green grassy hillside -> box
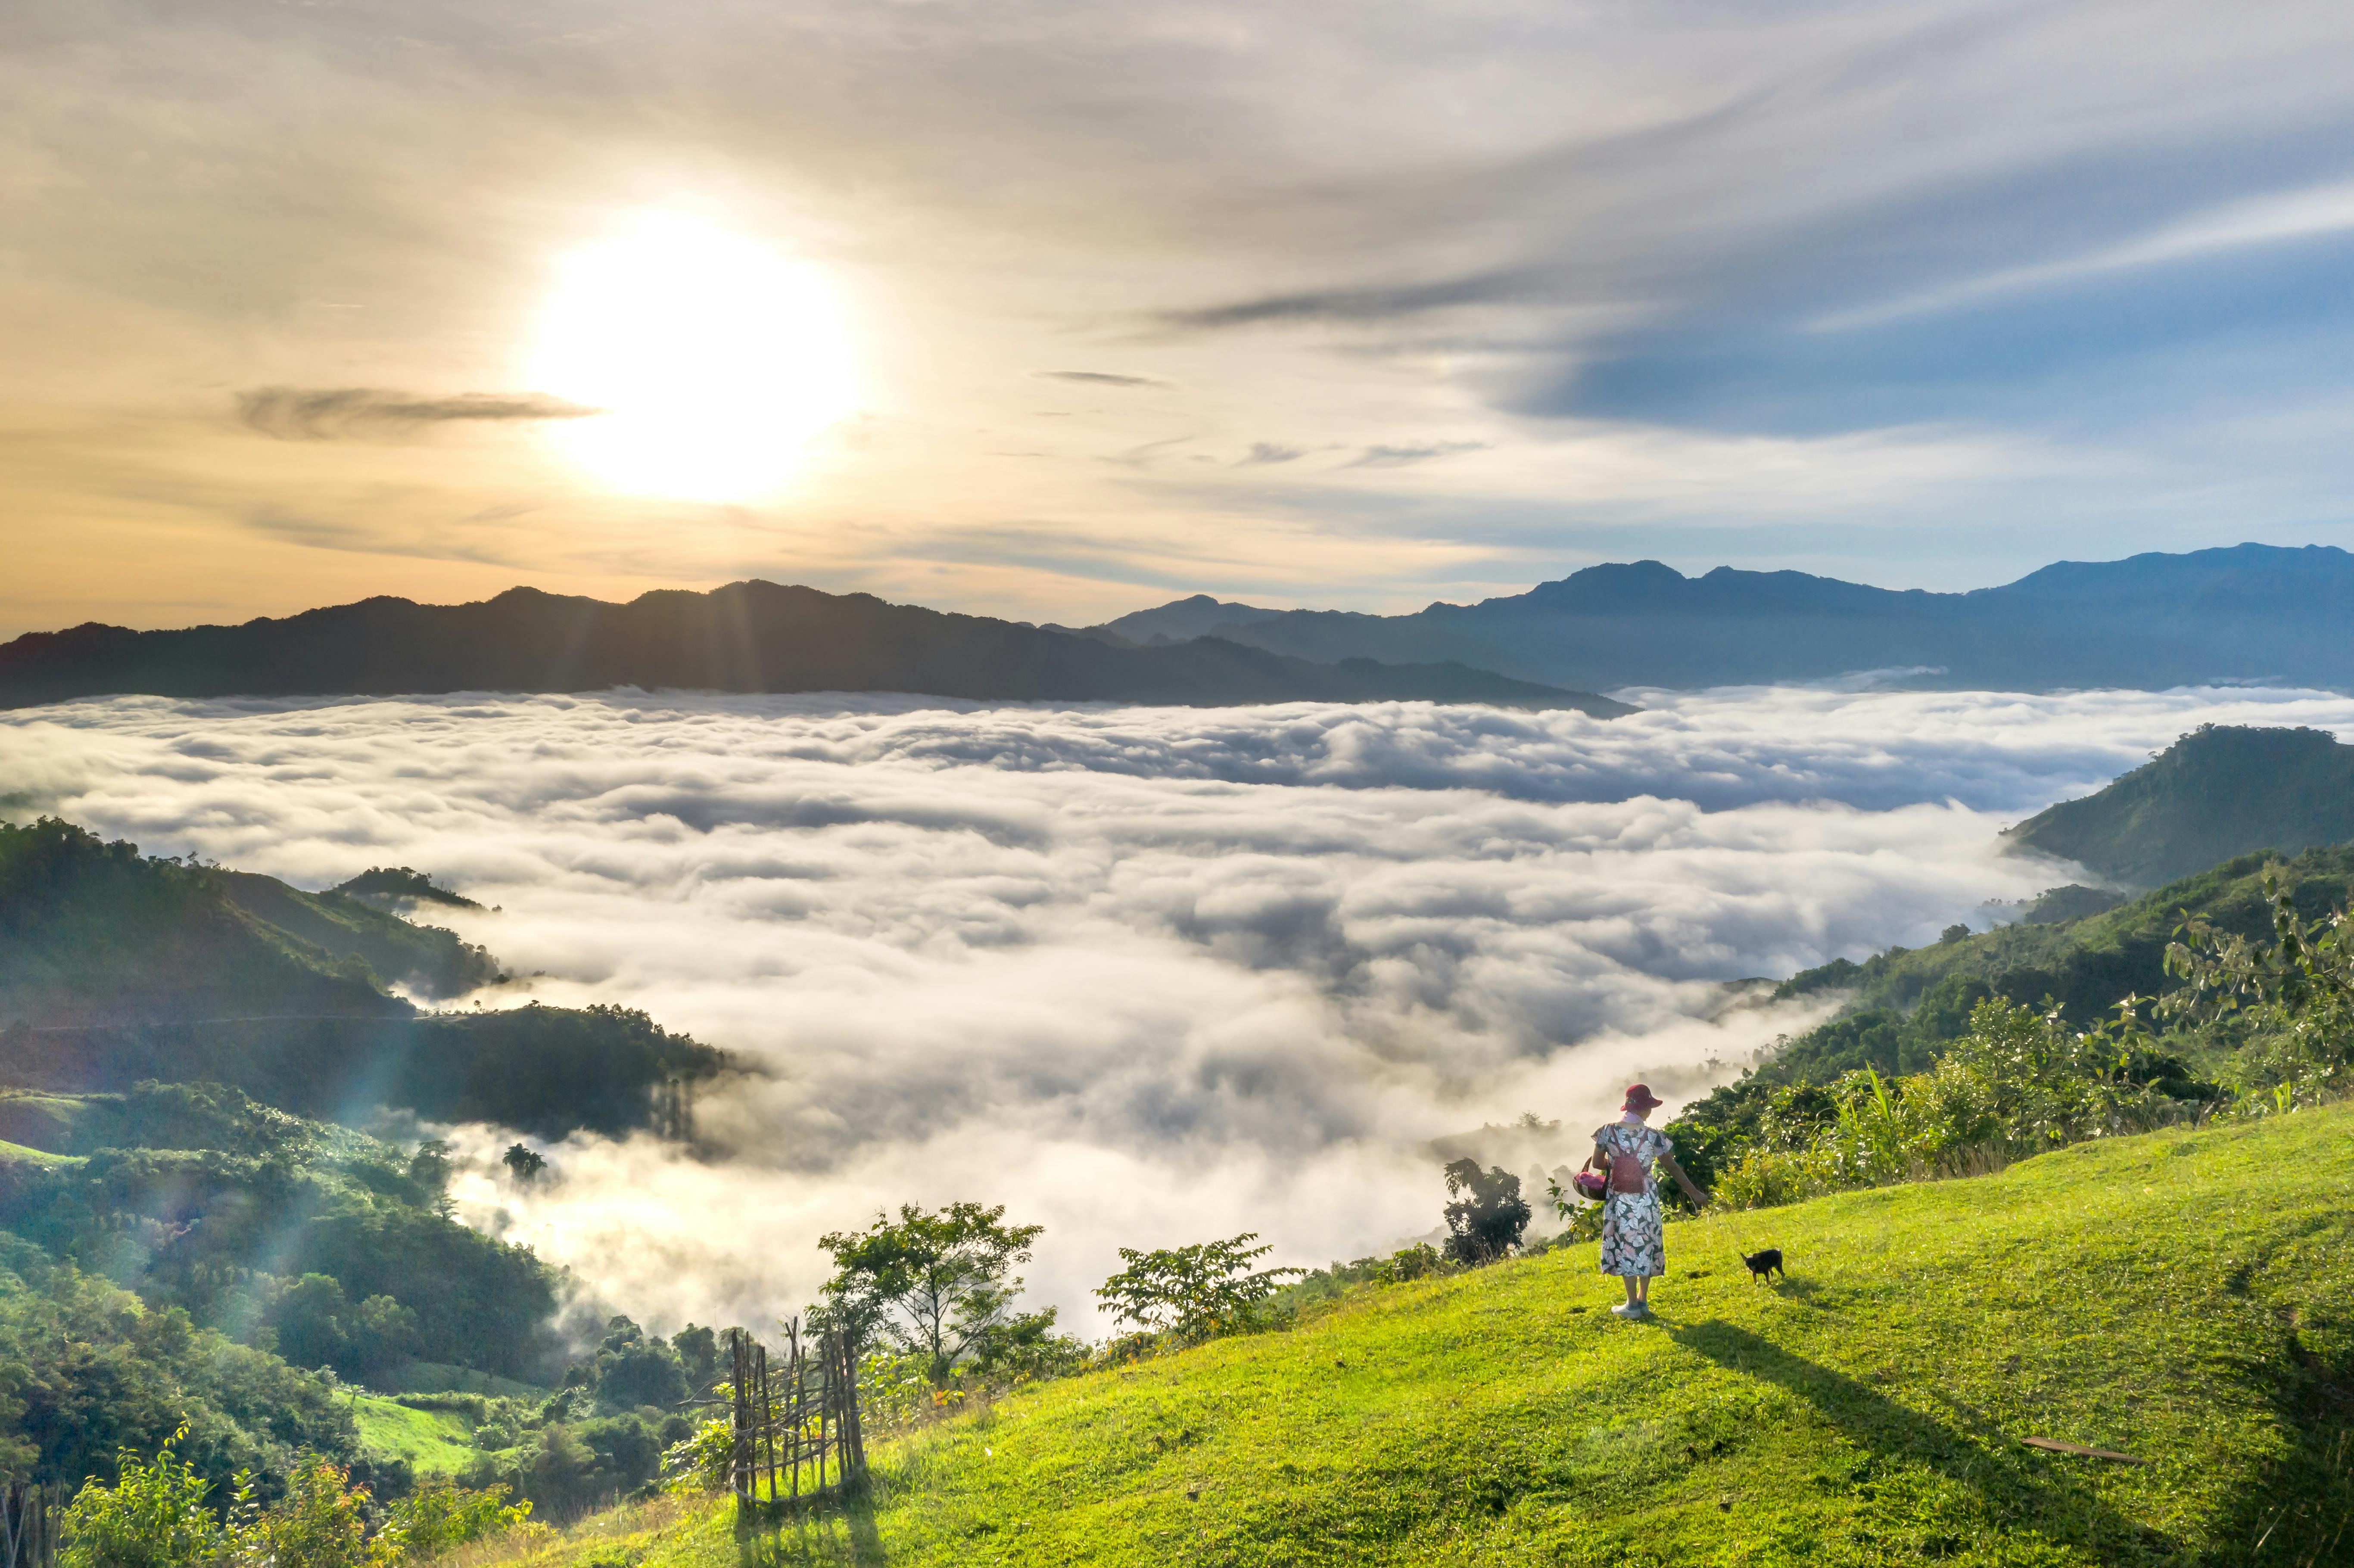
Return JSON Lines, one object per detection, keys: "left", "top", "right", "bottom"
{"left": 351, "top": 1395, "right": 480, "bottom": 1474}
{"left": 511, "top": 1104, "right": 2351, "bottom": 1567}
{"left": 2006, "top": 725, "right": 2354, "bottom": 890}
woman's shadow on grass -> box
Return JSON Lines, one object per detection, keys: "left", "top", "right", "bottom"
{"left": 1667, "top": 1319, "right": 2173, "bottom": 1560}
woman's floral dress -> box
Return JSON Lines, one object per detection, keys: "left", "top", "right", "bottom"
{"left": 1594, "top": 1123, "right": 1672, "bottom": 1279}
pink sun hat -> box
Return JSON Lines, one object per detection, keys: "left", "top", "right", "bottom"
{"left": 1622, "top": 1083, "right": 1664, "bottom": 1114}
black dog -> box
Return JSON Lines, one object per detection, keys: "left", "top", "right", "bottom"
{"left": 1742, "top": 1248, "right": 1786, "bottom": 1284}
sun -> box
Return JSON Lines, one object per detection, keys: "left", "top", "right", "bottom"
{"left": 530, "top": 215, "right": 855, "bottom": 502}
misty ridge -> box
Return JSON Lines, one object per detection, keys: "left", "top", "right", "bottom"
{"left": 0, "top": 579, "right": 1618, "bottom": 715}
{"left": 1100, "top": 541, "right": 2354, "bottom": 693}
{"left": 9, "top": 542, "right": 2354, "bottom": 719}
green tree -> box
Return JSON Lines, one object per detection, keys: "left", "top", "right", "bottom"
{"left": 590, "top": 1316, "right": 687, "bottom": 1410}
{"left": 269, "top": 1274, "right": 354, "bottom": 1373}
{"left": 1440, "top": 1159, "right": 1531, "bottom": 1264}
{"left": 670, "top": 1324, "right": 720, "bottom": 1398}
{"left": 406, "top": 1141, "right": 455, "bottom": 1219}
{"left": 58, "top": 1426, "right": 225, "bottom": 1568}
{"left": 1094, "top": 1233, "right": 1304, "bottom": 1343}
{"left": 817, "top": 1203, "right": 1044, "bottom": 1385}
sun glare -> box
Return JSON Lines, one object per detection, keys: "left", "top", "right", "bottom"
{"left": 531, "top": 215, "right": 855, "bottom": 502}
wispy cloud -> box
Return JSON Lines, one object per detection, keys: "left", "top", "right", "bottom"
{"left": 1347, "top": 441, "right": 1490, "bottom": 468}
{"left": 1032, "top": 370, "right": 1167, "bottom": 388}
{"left": 1156, "top": 271, "right": 1539, "bottom": 332}
{"left": 237, "top": 387, "right": 602, "bottom": 441}
{"left": 1815, "top": 179, "right": 2354, "bottom": 331}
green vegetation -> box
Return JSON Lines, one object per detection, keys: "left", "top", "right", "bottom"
{"left": 1438, "top": 1157, "right": 1532, "bottom": 1263}
{"left": 0, "top": 818, "right": 729, "bottom": 1138}
{"left": 818, "top": 1204, "right": 1065, "bottom": 1388}
{"left": 349, "top": 1398, "right": 480, "bottom": 1476}
{"left": 1669, "top": 843, "right": 2354, "bottom": 1186}
{"left": 0, "top": 1242, "right": 365, "bottom": 1502}
{"left": 427, "top": 1105, "right": 2354, "bottom": 1567}
{"left": 0, "top": 1082, "right": 562, "bottom": 1382}
{"left": 2005, "top": 724, "right": 2354, "bottom": 890}
{"left": 56, "top": 1437, "right": 529, "bottom": 1567}
{"left": 333, "top": 868, "right": 483, "bottom": 910}
{"left": 1094, "top": 1234, "right": 1302, "bottom": 1342}
{"left": 0, "top": 817, "right": 492, "bottom": 1016}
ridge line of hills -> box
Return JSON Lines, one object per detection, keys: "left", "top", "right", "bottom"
{"left": 9, "top": 541, "right": 2354, "bottom": 709}
{"left": 0, "top": 580, "right": 1626, "bottom": 715}
{"left": 1097, "top": 541, "right": 2354, "bottom": 691}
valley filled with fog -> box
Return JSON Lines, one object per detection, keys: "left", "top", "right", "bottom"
{"left": 11, "top": 682, "right": 2354, "bottom": 1334}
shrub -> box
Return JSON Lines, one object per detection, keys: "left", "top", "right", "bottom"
{"left": 659, "top": 1418, "right": 734, "bottom": 1495}
{"left": 227, "top": 1457, "right": 386, "bottom": 1567}
{"left": 382, "top": 1478, "right": 529, "bottom": 1559}
{"left": 58, "top": 1427, "right": 225, "bottom": 1568}
{"left": 1379, "top": 1243, "right": 1444, "bottom": 1283}
{"left": 1096, "top": 1233, "right": 1305, "bottom": 1344}
{"left": 1713, "top": 1146, "right": 1837, "bottom": 1211}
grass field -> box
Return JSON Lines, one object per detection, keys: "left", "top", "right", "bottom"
{"left": 0, "top": 1137, "right": 80, "bottom": 1169}
{"left": 352, "top": 1394, "right": 480, "bottom": 1475}
{"left": 446, "top": 1104, "right": 2354, "bottom": 1567}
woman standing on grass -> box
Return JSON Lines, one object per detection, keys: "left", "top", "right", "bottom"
{"left": 1589, "top": 1083, "right": 1710, "bottom": 1319}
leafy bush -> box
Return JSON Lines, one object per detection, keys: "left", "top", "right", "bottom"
{"left": 1379, "top": 1243, "right": 1444, "bottom": 1283}
{"left": 379, "top": 1477, "right": 528, "bottom": 1559}
{"left": 1709, "top": 998, "right": 2199, "bottom": 1209}
{"left": 1095, "top": 1233, "right": 1304, "bottom": 1344}
{"left": 2167, "top": 868, "right": 2354, "bottom": 1103}
{"left": 58, "top": 1427, "right": 224, "bottom": 1568}
{"left": 1710, "top": 1146, "right": 1837, "bottom": 1211}
{"left": 658, "top": 1418, "right": 734, "bottom": 1494}
{"left": 225, "top": 1457, "right": 386, "bottom": 1568}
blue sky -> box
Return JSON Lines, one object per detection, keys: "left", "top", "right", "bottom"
{"left": 3, "top": 0, "right": 2352, "bottom": 631}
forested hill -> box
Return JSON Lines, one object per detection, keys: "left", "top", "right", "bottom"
{"left": 0, "top": 818, "right": 727, "bottom": 1137}
{"left": 1658, "top": 845, "right": 2354, "bottom": 1183}
{"left": 2005, "top": 724, "right": 2354, "bottom": 889}
{"left": 0, "top": 580, "right": 1628, "bottom": 714}
{"left": 1096, "top": 542, "right": 2354, "bottom": 691}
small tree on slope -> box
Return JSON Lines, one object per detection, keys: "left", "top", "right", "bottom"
{"left": 1441, "top": 1159, "right": 1531, "bottom": 1264}
{"left": 817, "top": 1202, "right": 1046, "bottom": 1386}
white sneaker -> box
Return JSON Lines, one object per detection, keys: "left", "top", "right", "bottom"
{"left": 1610, "top": 1303, "right": 1635, "bottom": 1317}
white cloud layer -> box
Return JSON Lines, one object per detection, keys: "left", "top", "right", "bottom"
{"left": 10, "top": 682, "right": 2354, "bottom": 1333}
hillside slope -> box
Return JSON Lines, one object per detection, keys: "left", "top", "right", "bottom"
{"left": 0, "top": 818, "right": 726, "bottom": 1136}
{"left": 529, "top": 1106, "right": 2354, "bottom": 1566}
{"left": 0, "top": 580, "right": 1628, "bottom": 714}
{"left": 2005, "top": 725, "right": 2354, "bottom": 889}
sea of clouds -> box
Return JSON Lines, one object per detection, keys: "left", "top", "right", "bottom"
{"left": 9, "top": 683, "right": 2354, "bottom": 1335}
